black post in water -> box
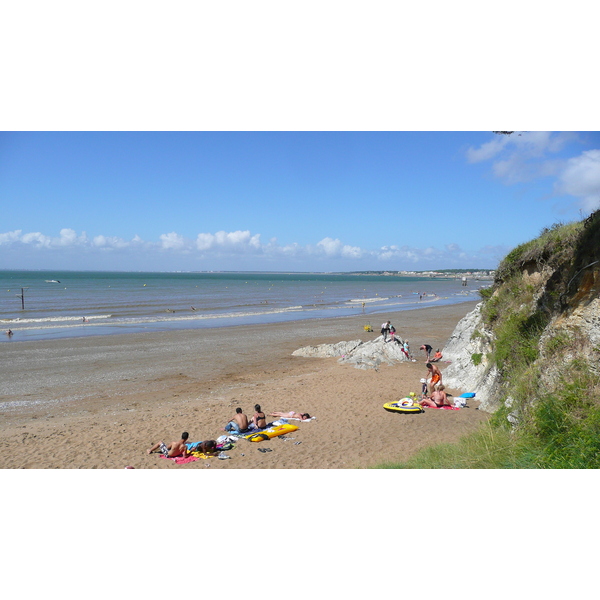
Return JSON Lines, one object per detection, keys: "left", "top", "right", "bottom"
{"left": 17, "top": 287, "right": 28, "bottom": 310}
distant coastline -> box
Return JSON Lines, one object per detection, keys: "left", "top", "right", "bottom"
{"left": 343, "top": 269, "right": 495, "bottom": 280}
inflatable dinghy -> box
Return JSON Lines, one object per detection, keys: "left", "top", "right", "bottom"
{"left": 244, "top": 423, "right": 299, "bottom": 442}
{"left": 383, "top": 398, "right": 424, "bottom": 414}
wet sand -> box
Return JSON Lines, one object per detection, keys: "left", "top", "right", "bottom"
{"left": 0, "top": 300, "right": 488, "bottom": 469}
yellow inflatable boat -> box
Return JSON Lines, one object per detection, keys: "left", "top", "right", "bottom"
{"left": 383, "top": 398, "right": 424, "bottom": 414}
{"left": 244, "top": 423, "right": 299, "bottom": 442}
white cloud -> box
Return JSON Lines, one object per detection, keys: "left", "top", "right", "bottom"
{"left": 314, "top": 238, "right": 363, "bottom": 259}
{"left": 0, "top": 230, "right": 22, "bottom": 245}
{"left": 555, "top": 149, "right": 600, "bottom": 211}
{"left": 93, "top": 234, "right": 131, "bottom": 249}
{"left": 159, "top": 231, "right": 187, "bottom": 250}
{"left": 467, "top": 132, "right": 599, "bottom": 211}
{"left": 21, "top": 232, "right": 52, "bottom": 247}
{"left": 466, "top": 135, "right": 509, "bottom": 163}
{"left": 58, "top": 228, "right": 87, "bottom": 246}
{"left": 0, "top": 227, "right": 501, "bottom": 270}
{"left": 196, "top": 230, "right": 262, "bottom": 253}
{"left": 468, "top": 132, "right": 573, "bottom": 166}
{"left": 316, "top": 237, "right": 342, "bottom": 256}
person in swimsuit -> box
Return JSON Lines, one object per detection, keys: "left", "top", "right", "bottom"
{"left": 426, "top": 362, "right": 442, "bottom": 395}
{"left": 251, "top": 404, "right": 267, "bottom": 429}
{"left": 269, "top": 411, "right": 311, "bottom": 420}
{"left": 224, "top": 407, "right": 249, "bottom": 433}
{"left": 191, "top": 440, "right": 219, "bottom": 455}
{"left": 420, "top": 384, "right": 452, "bottom": 408}
{"left": 147, "top": 432, "right": 190, "bottom": 457}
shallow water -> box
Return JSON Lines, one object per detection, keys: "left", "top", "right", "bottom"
{"left": 0, "top": 270, "right": 485, "bottom": 341}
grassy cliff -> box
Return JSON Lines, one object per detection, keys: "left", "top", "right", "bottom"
{"left": 376, "top": 211, "right": 600, "bottom": 468}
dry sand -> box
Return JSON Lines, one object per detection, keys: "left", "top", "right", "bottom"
{"left": 0, "top": 300, "right": 488, "bottom": 469}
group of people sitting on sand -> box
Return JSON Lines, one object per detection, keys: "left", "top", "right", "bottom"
{"left": 224, "top": 404, "right": 311, "bottom": 434}
{"left": 147, "top": 404, "right": 311, "bottom": 459}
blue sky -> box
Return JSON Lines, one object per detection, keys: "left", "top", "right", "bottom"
{"left": 1, "top": 131, "right": 599, "bottom": 272}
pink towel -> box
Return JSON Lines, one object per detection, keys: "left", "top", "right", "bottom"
{"left": 160, "top": 454, "right": 200, "bottom": 464}
{"left": 430, "top": 405, "right": 460, "bottom": 410}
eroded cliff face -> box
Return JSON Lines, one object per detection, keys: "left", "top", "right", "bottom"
{"left": 441, "top": 304, "right": 500, "bottom": 412}
{"left": 443, "top": 213, "right": 600, "bottom": 415}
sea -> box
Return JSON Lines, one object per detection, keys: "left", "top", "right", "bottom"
{"left": 0, "top": 270, "right": 486, "bottom": 342}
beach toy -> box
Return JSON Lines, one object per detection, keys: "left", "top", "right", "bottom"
{"left": 244, "top": 423, "right": 299, "bottom": 442}
{"left": 383, "top": 401, "right": 424, "bottom": 414}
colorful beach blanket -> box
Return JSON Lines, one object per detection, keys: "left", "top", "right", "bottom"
{"left": 427, "top": 405, "right": 460, "bottom": 411}
{"left": 231, "top": 423, "right": 275, "bottom": 440}
{"left": 160, "top": 454, "right": 204, "bottom": 464}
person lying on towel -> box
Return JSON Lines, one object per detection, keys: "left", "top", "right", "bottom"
{"left": 147, "top": 432, "right": 190, "bottom": 457}
{"left": 270, "top": 411, "right": 311, "bottom": 420}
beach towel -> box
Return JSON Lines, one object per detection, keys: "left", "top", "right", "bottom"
{"left": 231, "top": 422, "right": 275, "bottom": 439}
{"left": 160, "top": 454, "right": 203, "bottom": 464}
{"left": 285, "top": 416, "right": 316, "bottom": 422}
{"left": 427, "top": 405, "right": 460, "bottom": 411}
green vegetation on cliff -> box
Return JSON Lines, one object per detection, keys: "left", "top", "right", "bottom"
{"left": 375, "top": 212, "right": 600, "bottom": 469}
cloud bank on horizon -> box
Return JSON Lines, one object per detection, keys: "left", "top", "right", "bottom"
{"left": 0, "top": 227, "right": 504, "bottom": 272}
{"left": 1, "top": 131, "right": 598, "bottom": 272}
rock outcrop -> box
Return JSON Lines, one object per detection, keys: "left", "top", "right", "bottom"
{"left": 293, "top": 336, "right": 412, "bottom": 370}
{"left": 441, "top": 303, "right": 502, "bottom": 412}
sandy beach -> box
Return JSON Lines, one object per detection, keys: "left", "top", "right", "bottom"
{"left": 0, "top": 300, "right": 487, "bottom": 469}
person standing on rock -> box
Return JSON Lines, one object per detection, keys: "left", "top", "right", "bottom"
{"left": 381, "top": 320, "right": 391, "bottom": 342}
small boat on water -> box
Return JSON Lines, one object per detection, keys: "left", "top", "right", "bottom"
{"left": 45, "top": 280, "right": 61, "bottom": 283}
